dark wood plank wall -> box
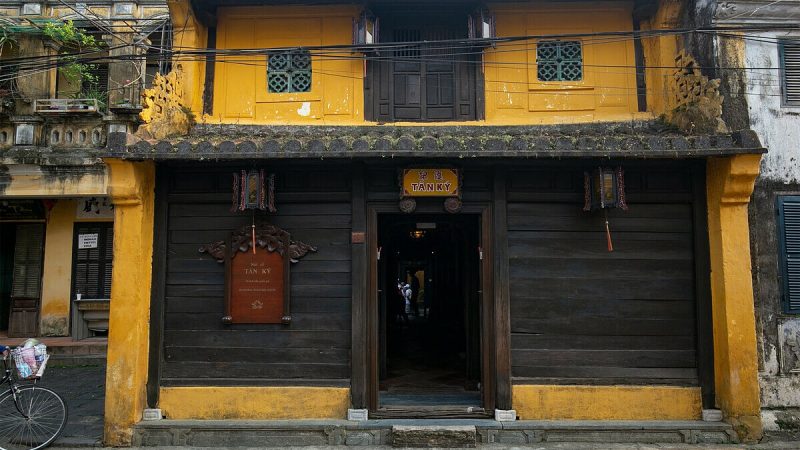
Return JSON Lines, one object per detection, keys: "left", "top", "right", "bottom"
{"left": 507, "top": 166, "right": 700, "bottom": 386}
{"left": 161, "top": 165, "right": 352, "bottom": 385}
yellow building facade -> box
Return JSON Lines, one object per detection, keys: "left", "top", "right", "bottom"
{"left": 100, "top": 0, "right": 764, "bottom": 446}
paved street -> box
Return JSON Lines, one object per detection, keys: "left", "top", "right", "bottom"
{"left": 36, "top": 364, "right": 106, "bottom": 446}
{"left": 49, "top": 444, "right": 800, "bottom": 450}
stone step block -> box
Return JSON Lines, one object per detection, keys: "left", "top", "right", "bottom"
{"left": 391, "top": 425, "right": 476, "bottom": 448}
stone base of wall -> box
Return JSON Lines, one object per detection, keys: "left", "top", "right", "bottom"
{"left": 133, "top": 419, "right": 738, "bottom": 447}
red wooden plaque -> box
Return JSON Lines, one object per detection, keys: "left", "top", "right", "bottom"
{"left": 227, "top": 248, "right": 286, "bottom": 324}
{"left": 199, "top": 221, "right": 316, "bottom": 326}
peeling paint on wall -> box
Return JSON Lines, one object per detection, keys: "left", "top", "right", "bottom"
{"left": 746, "top": 33, "right": 800, "bottom": 183}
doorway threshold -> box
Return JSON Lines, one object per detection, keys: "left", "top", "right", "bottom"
{"left": 371, "top": 405, "right": 490, "bottom": 419}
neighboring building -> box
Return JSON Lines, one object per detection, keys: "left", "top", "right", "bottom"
{"left": 0, "top": 1, "right": 168, "bottom": 339}
{"left": 714, "top": 0, "right": 800, "bottom": 433}
{"left": 35, "top": 0, "right": 768, "bottom": 446}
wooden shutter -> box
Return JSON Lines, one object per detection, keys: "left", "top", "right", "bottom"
{"left": 72, "top": 223, "right": 114, "bottom": 300}
{"left": 365, "top": 17, "right": 477, "bottom": 122}
{"left": 778, "top": 196, "right": 800, "bottom": 313}
{"left": 781, "top": 41, "right": 800, "bottom": 106}
{"left": 11, "top": 224, "right": 44, "bottom": 299}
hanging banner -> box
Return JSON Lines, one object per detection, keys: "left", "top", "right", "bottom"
{"left": 401, "top": 168, "right": 460, "bottom": 197}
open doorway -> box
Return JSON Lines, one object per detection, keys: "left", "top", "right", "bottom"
{"left": 377, "top": 213, "right": 482, "bottom": 411}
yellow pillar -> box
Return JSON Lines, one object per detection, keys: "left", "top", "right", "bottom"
{"left": 103, "top": 159, "right": 155, "bottom": 446}
{"left": 167, "top": 0, "right": 207, "bottom": 116}
{"left": 40, "top": 200, "right": 76, "bottom": 336}
{"left": 706, "top": 154, "right": 762, "bottom": 442}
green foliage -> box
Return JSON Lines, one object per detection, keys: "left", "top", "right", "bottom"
{"left": 42, "top": 20, "right": 98, "bottom": 50}
{"left": 42, "top": 21, "right": 107, "bottom": 106}
{"left": 80, "top": 83, "right": 107, "bottom": 109}
{"left": 0, "top": 26, "right": 16, "bottom": 57}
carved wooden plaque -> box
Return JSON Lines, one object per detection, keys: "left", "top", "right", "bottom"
{"left": 228, "top": 246, "right": 287, "bottom": 324}
{"left": 199, "top": 222, "right": 317, "bottom": 325}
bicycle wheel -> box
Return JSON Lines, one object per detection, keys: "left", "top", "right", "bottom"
{"left": 0, "top": 385, "right": 67, "bottom": 450}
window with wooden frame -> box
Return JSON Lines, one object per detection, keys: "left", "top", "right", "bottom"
{"left": 365, "top": 12, "right": 479, "bottom": 122}
{"left": 780, "top": 40, "right": 800, "bottom": 106}
{"left": 777, "top": 196, "right": 800, "bottom": 314}
{"left": 71, "top": 223, "right": 114, "bottom": 300}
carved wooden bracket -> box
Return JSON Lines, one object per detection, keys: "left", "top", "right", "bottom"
{"left": 199, "top": 222, "right": 317, "bottom": 263}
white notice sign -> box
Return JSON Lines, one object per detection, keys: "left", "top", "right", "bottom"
{"left": 78, "top": 233, "right": 99, "bottom": 249}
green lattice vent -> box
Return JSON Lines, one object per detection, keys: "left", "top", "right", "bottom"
{"left": 536, "top": 40, "right": 583, "bottom": 82}
{"left": 268, "top": 51, "right": 312, "bottom": 93}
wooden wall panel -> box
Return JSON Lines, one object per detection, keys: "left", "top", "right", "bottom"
{"left": 161, "top": 166, "right": 352, "bottom": 385}
{"left": 507, "top": 167, "right": 699, "bottom": 385}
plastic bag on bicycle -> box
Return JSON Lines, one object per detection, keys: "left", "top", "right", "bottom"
{"left": 11, "top": 344, "right": 49, "bottom": 380}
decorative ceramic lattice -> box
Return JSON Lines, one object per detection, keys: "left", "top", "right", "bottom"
{"left": 536, "top": 40, "right": 583, "bottom": 82}
{"left": 268, "top": 50, "right": 312, "bottom": 93}
{"left": 140, "top": 68, "right": 185, "bottom": 124}
{"left": 671, "top": 50, "right": 722, "bottom": 109}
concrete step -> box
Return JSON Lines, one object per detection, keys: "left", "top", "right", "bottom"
{"left": 133, "top": 419, "right": 738, "bottom": 447}
{"left": 392, "top": 425, "right": 476, "bottom": 448}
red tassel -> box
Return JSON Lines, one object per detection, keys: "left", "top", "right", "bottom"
{"left": 604, "top": 210, "right": 614, "bottom": 252}
{"left": 252, "top": 223, "right": 257, "bottom": 255}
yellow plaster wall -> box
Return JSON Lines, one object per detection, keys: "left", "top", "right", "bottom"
{"left": 706, "top": 154, "right": 763, "bottom": 442}
{"left": 212, "top": 6, "right": 363, "bottom": 124}
{"left": 639, "top": 0, "right": 682, "bottom": 114}
{"left": 39, "top": 199, "right": 114, "bottom": 336}
{"left": 39, "top": 200, "right": 76, "bottom": 336}
{"left": 484, "top": 2, "right": 642, "bottom": 124}
{"left": 168, "top": 0, "right": 207, "bottom": 117}
{"left": 513, "top": 385, "right": 701, "bottom": 420}
{"left": 0, "top": 165, "right": 107, "bottom": 198}
{"left": 103, "top": 160, "right": 155, "bottom": 446}
{"left": 159, "top": 387, "right": 350, "bottom": 420}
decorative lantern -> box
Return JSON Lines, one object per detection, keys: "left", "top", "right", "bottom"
{"left": 353, "top": 9, "right": 379, "bottom": 47}
{"left": 468, "top": 8, "right": 496, "bottom": 41}
{"left": 232, "top": 169, "right": 277, "bottom": 254}
{"left": 232, "top": 169, "right": 276, "bottom": 213}
{"left": 583, "top": 167, "right": 627, "bottom": 251}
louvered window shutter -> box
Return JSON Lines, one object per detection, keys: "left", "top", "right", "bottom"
{"left": 781, "top": 41, "right": 800, "bottom": 106}
{"left": 778, "top": 197, "right": 800, "bottom": 313}
{"left": 72, "top": 223, "right": 114, "bottom": 300}
{"left": 11, "top": 224, "right": 44, "bottom": 299}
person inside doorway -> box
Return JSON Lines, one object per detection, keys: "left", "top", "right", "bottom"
{"left": 409, "top": 270, "right": 420, "bottom": 317}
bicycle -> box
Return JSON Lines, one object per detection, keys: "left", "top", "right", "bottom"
{"left": 0, "top": 342, "right": 67, "bottom": 450}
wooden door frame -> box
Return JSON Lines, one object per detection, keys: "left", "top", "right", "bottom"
{"left": 365, "top": 201, "right": 497, "bottom": 412}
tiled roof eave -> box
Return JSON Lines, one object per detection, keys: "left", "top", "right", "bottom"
{"left": 107, "top": 125, "right": 766, "bottom": 161}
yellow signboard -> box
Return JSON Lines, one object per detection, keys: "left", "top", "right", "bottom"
{"left": 402, "top": 169, "right": 460, "bottom": 197}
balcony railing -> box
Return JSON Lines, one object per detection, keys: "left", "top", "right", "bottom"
{"left": 34, "top": 98, "right": 99, "bottom": 114}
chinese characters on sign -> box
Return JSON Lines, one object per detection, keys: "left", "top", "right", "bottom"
{"left": 402, "top": 169, "right": 460, "bottom": 197}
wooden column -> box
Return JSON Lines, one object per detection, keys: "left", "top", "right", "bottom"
{"left": 146, "top": 166, "right": 168, "bottom": 408}
{"left": 350, "top": 163, "right": 368, "bottom": 408}
{"left": 492, "top": 168, "right": 512, "bottom": 410}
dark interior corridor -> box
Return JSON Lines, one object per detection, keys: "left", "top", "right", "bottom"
{"left": 377, "top": 214, "right": 481, "bottom": 408}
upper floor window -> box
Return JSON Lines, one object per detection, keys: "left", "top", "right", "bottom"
{"left": 777, "top": 196, "right": 800, "bottom": 314}
{"left": 365, "top": 12, "right": 478, "bottom": 122}
{"left": 537, "top": 40, "right": 583, "bottom": 82}
{"left": 780, "top": 40, "right": 800, "bottom": 106}
{"left": 268, "top": 50, "right": 312, "bottom": 93}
